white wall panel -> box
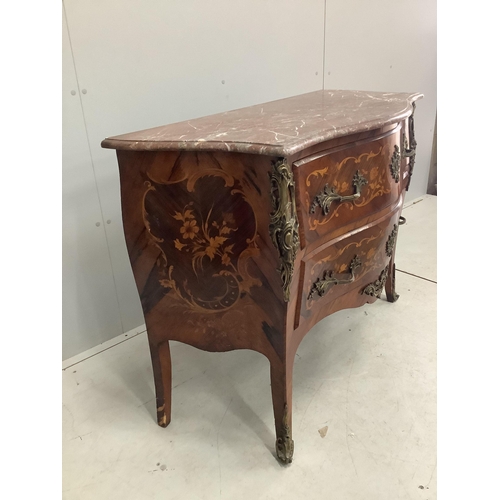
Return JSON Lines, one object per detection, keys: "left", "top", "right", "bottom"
{"left": 63, "top": 0, "right": 325, "bottom": 333}
{"left": 63, "top": 10, "right": 123, "bottom": 359}
{"left": 324, "top": 0, "right": 437, "bottom": 201}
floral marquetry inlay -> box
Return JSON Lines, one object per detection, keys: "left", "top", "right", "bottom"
{"left": 306, "top": 146, "right": 392, "bottom": 232}
{"left": 172, "top": 208, "right": 238, "bottom": 269}
{"left": 103, "top": 89, "right": 423, "bottom": 466}
{"left": 143, "top": 173, "right": 261, "bottom": 313}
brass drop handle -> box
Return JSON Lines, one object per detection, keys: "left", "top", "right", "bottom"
{"left": 310, "top": 171, "right": 368, "bottom": 215}
{"left": 403, "top": 102, "right": 418, "bottom": 191}
{"left": 403, "top": 133, "right": 417, "bottom": 159}
{"left": 308, "top": 255, "right": 362, "bottom": 300}
{"left": 403, "top": 145, "right": 416, "bottom": 158}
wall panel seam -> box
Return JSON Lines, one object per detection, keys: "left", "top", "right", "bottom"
{"left": 322, "top": 0, "right": 327, "bottom": 90}
{"left": 63, "top": 1, "right": 125, "bottom": 334}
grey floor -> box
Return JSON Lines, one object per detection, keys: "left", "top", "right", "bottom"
{"left": 63, "top": 195, "right": 437, "bottom": 500}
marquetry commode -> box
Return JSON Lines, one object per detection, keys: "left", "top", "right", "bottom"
{"left": 102, "top": 90, "right": 422, "bottom": 464}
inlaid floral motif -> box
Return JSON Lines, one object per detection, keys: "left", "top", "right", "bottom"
{"left": 142, "top": 173, "right": 261, "bottom": 313}
{"left": 172, "top": 207, "right": 238, "bottom": 272}
{"left": 306, "top": 146, "right": 392, "bottom": 231}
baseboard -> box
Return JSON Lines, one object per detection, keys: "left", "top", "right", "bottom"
{"left": 62, "top": 323, "right": 147, "bottom": 370}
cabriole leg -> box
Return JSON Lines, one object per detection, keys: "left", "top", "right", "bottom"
{"left": 148, "top": 337, "right": 172, "bottom": 428}
{"left": 385, "top": 257, "right": 399, "bottom": 303}
{"left": 270, "top": 358, "right": 294, "bottom": 464}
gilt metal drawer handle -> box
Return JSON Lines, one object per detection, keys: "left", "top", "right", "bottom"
{"left": 308, "top": 255, "right": 362, "bottom": 300}
{"left": 309, "top": 171, "right": 368, "bottom": 215}
{"left": 403, "top": 102, "right": 418, "bottom": 190}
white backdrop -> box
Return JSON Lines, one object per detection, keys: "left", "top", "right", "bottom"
{"left": 62, "top": 0, "right": 436, "bottom": 360}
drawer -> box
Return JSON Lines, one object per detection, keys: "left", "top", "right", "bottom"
{"left": 295, "top": 207, "right": 401, "bottom": 329}
{"left": 294, "top": 126, "right": 402, "bottom": 246}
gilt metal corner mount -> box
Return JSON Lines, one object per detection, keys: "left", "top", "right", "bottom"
{"left": 269, "top": 159, "right": 300, "bottom": 302}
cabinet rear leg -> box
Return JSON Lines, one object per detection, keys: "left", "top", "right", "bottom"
{"left": 148, "top": 338, "right": 172, "bottom": 427}
{"left": 385, "top": 258, "right": 399, "bottom": 303}
{"left": 270, "top": 358, "right": 294, "bottom": 464}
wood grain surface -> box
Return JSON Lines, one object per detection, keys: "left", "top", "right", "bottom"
{"left": 109, "top": 111, "right": 415, "bottom": 463}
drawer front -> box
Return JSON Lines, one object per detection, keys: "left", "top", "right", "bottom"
{"left": 294, "top": 126, "right": 402, "bottom": 246}
{"left": 296, "top": 208, "right": 400, "bottom": 329}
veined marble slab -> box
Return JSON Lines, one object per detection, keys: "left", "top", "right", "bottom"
{"left": 101, "top": 90, "right": 423, "bottom": 156}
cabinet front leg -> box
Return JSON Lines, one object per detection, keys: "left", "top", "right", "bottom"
{"left": 148, "top": 337, "right": 172, "bottom": 428}
{"left": 270, "top": 359, "right": 294, "bottom": 464}
{"left": 385, "top": 258, "right": 399, "bottom": 303}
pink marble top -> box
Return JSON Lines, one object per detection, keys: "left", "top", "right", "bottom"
{"left": 101, "top": 90, "right": 423, "bottom": 156}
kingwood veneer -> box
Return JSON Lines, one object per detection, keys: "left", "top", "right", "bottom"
{"left": 102, "top": 90, "right": 422, "bottom": 464}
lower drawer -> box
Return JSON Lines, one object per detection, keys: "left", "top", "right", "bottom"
{"left": 295, "top": 206, "right": 401, "bottom": 328}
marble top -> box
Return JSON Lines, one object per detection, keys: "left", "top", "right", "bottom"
{"left": 101, "top": 90, "right": 423, "bottom": 156}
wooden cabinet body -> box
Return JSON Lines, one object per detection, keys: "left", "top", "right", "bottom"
{"left": 102, "top": 90, "right": 422, "bottom": 463}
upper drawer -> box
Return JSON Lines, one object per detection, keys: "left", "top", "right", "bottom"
{"left": 293, "top": 125, "right": 402, "bottom": 246}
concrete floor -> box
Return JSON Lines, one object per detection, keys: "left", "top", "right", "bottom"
{"left": 63, "top": 195, "right": 437, "bottom": 500}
